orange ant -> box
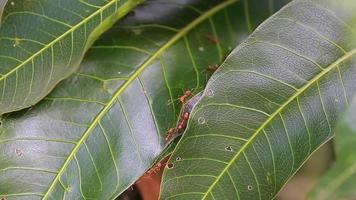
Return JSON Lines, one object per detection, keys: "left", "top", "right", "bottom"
{"left": 177, "top": 112, "right": 190, "bottom": 133}
{"left": 165, "top": 111, "right": 191, "bottom": 143}
{"left": 207, "top": 64, "right": 219, "bottom": 72}
{"left": 164, "top": 128, "right": 175, "bottom": 143}
{"left": 178, "top": 90, "right": 192, "bottom": 104}
{"left": 142, "top": 161, "right": 165, "bottom": 179}
{"left": 206, "top": 33, "right": 219, "bottom": 44}
{"left": 167, "top": 89, "right": 194, "bottom": 105}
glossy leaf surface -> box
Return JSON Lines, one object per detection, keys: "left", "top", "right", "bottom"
{"left": 308, "top": 98, "right": 356, "bottom": 200}
{"left": 0, "top": 0, "right": 142, "bottom": 114}
{"left": 161, "top": 0, "right": 356, "bottom": 199}
{"left": 0, "top": 0, "right": 284, "bottom": 199}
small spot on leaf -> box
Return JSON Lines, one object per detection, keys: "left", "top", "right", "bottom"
{"left": 167, "top": 163, "right": 174, "bottom": 169}
{"left": 206, "top": 89, "right": 214, "bottom": 97}
{"left": 70, "top": 76, "right": 79, "bottom": 84}
{"left": 15, "top": 149, "right": 23, "bottom": 157}
{"left": 176, "top": 156, "right": 182, "bottom": 161}
{"left": 247, "top": 185, "right": 253, "bottom": 191}
{"left": 225, "top": 146, "right": 233, "bottom": 152}
{"left": 198, "top": 117, "right": 205, "bottom": 124}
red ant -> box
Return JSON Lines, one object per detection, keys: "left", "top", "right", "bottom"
{"left": 177, "top": 112, "right": 190, "bottom": 133}
{"left": 142, "top": 161, "right": 165, "bottom": 179}
{"left": 164, "top": 128, "right": 175, "bottom": 143}
{"left": 165, "top": 111, "right": 191, "bottom": 143}
{"left": 178, "top": 90, "right": 192, "bottom": 104}
{"left": 206, "top": 33, "right": 219, "bottom": 44}
{"left": 207, "top": 64, "right": 219, "bottom": 72}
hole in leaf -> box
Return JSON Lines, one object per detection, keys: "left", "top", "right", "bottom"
{"left": 176, "top": 156, "right": 182, "bottom": 161}
{"left": 225, "top": 146, "right": 233, "bottom": 152}
{"left": 247, "top": 185, "right": 253, "bottom": 191}
{"left": 167, "top": 163, "right": 174, "bottom": 169}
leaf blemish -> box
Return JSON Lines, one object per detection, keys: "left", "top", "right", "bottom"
{"left": 176, "top": 156, "right": 182, "bottom": 161}
{"left": 15, "top": 148, "right": 23, "bottom": 157}
{"left": 198, "top": 117, "right": 205, "bottom": 124}
{"left": 198, "top": 46, "right": 205, "bottom": 52}
{"left": 247, "top": 185, "right": 253, "bottom": 191}
{"left": 206, "top": 89, "right": 214, "bottom": 97}
{"left": 167, "top": 163, "right": 174, "bottom": 169}
{"left": 70, "top": 76, "right": 79, "bottom": 84}
{"left": 225, "top": 146, "right": 233, "bottom": 152}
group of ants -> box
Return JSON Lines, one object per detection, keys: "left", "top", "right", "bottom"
{"left": 140, "top": 33, "right": 222, "bottom": 181}
{"left": 143, "top": 64, "right": 220, "bottom": 179}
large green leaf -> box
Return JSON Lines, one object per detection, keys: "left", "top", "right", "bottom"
{"left": 0, "top": 0, "right": 7, "bottom": 22}
{"left": 161, "top": 0, "right": 356, "bottom": 199}
{"left": 308, "top": 98, "right": 356, "bottom": 200}
{"left": 0, "top": 0, "right": 143, "bottom": 114}
{"left": 0, "top": 0, "right": 291, "bottom": 199}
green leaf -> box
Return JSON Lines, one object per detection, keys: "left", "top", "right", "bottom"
{"left": 0, "top": 0, "right": 143, "bottom": 114}
{"left": 308, "top": 98, "right": 356, "bottom": 200}
{"left": 160, "top": 0, "right": 356, "bottom": 199}
{"left": 0, "top": 0, "right": 7, "bottom": 22}
{"left": 0, "top": 0, "right": 288, "bottom": 198}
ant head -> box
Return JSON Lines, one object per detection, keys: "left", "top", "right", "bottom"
{"left": 164, "top": 136, "right": 169, "bottom": 141}
{"left": 185, "top": 90, "right": 192, "bottom": 95}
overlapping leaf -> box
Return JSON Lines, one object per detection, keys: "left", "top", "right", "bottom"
{"left": 308, "top": 98, "right": 356, "bottom": 200}
{"left": 0, "top": 0, "right": 7, "bottom": 22}
{"left": 161, "top": 0, "right": 356, "bottom": 199}
{"left": 0, "top": 0, "right": 291, "bottom": 199}
{"left": 0, "top": 0, "right": 143, "bottom": 114}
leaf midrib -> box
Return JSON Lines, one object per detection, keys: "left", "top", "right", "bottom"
{"left": 201, "top": 49, "right": 356, "bottom": 199}
{"left": 43, "top": 0, "right": 238, "bottom": 198}
{"left": 0, "top": 0, "right": 117, "bottom": 81}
